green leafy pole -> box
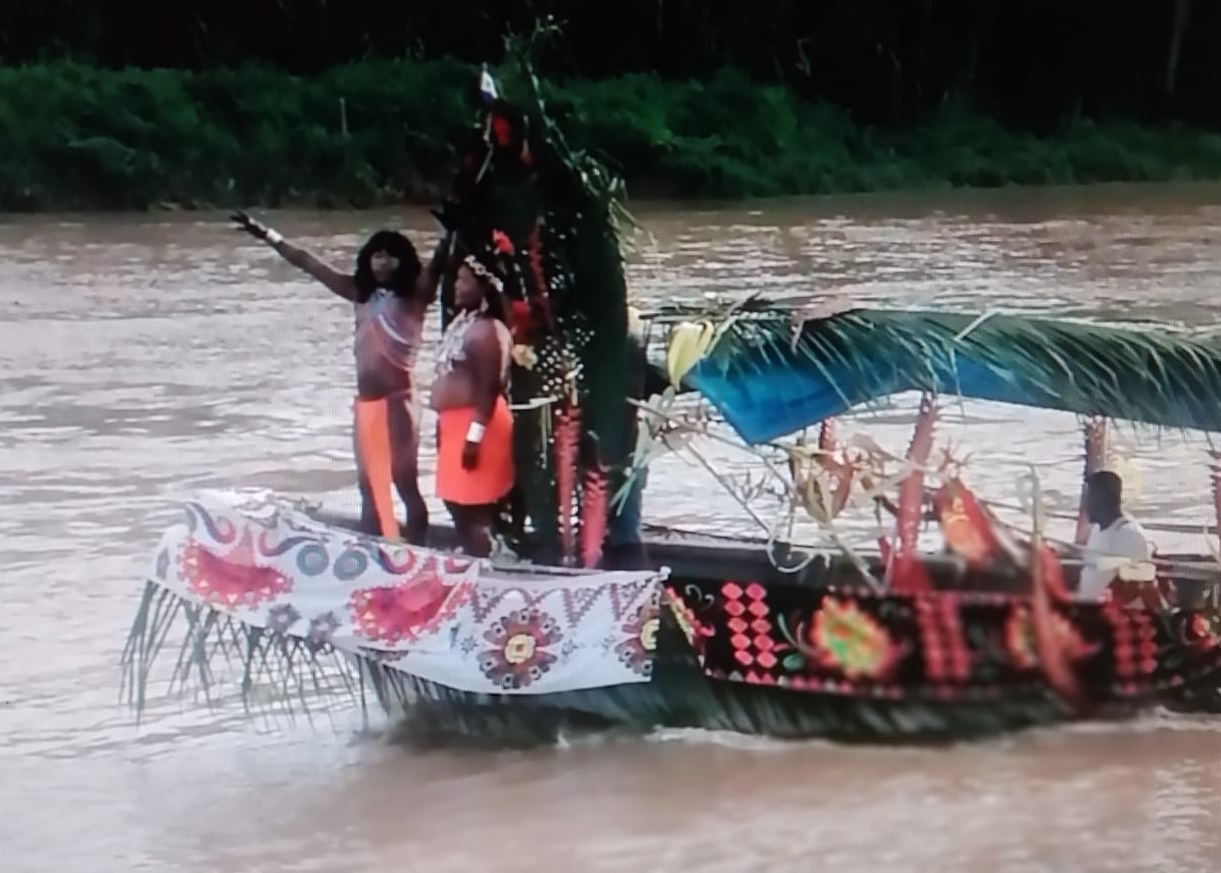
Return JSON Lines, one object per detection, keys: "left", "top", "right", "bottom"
{"left": 435, "top": 17, "right": 634, "bottom": 565}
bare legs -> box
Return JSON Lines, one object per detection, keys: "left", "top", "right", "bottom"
{"left": 444, "top": 501, "right": 498, "bottom": 557}
{"left": 388, "top": 399, "right": 428, "bottom": 543}
{"left": 357, "top": 475, "right": 380, "bottom": 535}
{"left": 357, "top": 469, "right": 428, "bottom": 544}
{"left": 352, "top": 393, "right": 513, "bottom": 556}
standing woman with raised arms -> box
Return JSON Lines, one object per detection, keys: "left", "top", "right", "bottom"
{"left": 231, "top": 210, "right": 449, "bottom": 544}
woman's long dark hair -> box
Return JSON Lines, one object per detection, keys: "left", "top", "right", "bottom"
{"left": 353, "top": 230, "right": 422, "bottom": 302}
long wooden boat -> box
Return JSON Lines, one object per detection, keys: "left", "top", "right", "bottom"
{"left": 121, "top": 36, "right": 1221, "bottom": 744}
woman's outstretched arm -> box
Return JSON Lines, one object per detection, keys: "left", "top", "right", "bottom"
{"left": 231, "top": 210, "right": 358, "bottom": 301}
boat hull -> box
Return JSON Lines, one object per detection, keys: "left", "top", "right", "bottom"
{"left": 121, "top": 490, "right": 1221, "bottom": 746}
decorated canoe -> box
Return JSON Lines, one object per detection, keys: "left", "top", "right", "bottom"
{"left": 122, "top": 486, "right": 1221, "bottom": 744}
{"left": 120, "top": 25, "right": 1221, "bottom": 744}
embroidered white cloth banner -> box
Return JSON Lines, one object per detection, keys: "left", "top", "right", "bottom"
{"left": 147, "top": 489, "right": 667, "bottom": 695}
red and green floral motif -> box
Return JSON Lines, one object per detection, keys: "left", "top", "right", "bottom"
{"left": 674, "top": 575, "right": 1221, "bottom": 705}
{"left": 664, "top": 588, "right": 707, "bottom": 650}
{"left": 1004, "top": 606, "right": 1101, "bottom": 671}
{"left": 478, "top": 608, "right": 564, "bottom": 690}
{"left": 1185, "top": 612, "right": 1221, "bottom": 649}
{"left": 809, "top": 596, "right": 903, "bottom": 680}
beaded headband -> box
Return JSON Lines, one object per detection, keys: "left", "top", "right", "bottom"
{"left": 462, "top": 253, "right": 505, "bottom": 293}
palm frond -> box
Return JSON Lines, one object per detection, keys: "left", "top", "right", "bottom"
{"left": 686, "top": 308, "right": 1221, "bottom": 444}
{"left": 119, "top": 581, "right": 365, "bottom": 728}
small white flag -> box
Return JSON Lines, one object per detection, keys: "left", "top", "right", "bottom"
{"left": 480, "top": 67, "right": 499, "bottom": 104}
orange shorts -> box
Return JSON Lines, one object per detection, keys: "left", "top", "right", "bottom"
{"left": 436, "top": 397, "right": 515, "bottom": 506}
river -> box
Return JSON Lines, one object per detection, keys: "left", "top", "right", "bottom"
{"left": 1, "top": 183, "right": 1220, "bottom": 872}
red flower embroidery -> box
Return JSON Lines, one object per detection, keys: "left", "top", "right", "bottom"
{"left": 348, "top": 557, "right": 466, "bottom": 644}
{"left": 478, "top": 608, "right": 563, "bottom": 689}
{"left": 180, "top": 530, "right": 292, "bottom": 609}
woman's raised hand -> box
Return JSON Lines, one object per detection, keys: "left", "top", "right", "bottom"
{"left": 230, "top": 210, "right": 282, "bottom": 244}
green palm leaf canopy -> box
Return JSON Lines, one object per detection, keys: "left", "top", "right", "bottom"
{"left": 683, "top": 308, "right": 1221, "bottom": 445}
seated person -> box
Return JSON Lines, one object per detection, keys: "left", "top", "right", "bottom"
{"left": 1077, "top": 470, "right": 1154, "bottom": 601}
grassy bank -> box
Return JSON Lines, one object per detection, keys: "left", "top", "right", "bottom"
{"left": 5, "top": 58, "right": 1221, "bottom": 211}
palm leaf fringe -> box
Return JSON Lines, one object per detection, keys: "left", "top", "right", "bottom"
{"left": 119, "top": 581, "right": 369, "bottom": 729}
{"left": 686, "top": 308, "right": 1221, "bottom": 444}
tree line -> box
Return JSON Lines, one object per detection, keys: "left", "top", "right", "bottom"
{"left": 1, "top": 0, "right": 1215, "bottom": 132}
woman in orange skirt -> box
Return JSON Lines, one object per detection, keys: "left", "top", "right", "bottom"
{"left": 430, "top": 246, "right": 515, "bottom": 556}
{"left": 230, "top": 210, "right": 448, "bottom": 544}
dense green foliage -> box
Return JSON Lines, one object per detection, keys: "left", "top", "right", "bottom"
{"left": 5, "top": 0, "right": 1221, "bottom": 209}
{"left": 6, "top": 57, "right": 1221, "bottom": 211}
{"left": 6, "top": 1, "right": 1217, "bottom": 130}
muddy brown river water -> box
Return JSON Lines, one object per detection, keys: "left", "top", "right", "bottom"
{"left": 1, "top": 183, "right": 1220, "bottom": 872}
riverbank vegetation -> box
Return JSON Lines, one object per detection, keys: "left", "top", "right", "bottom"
{"left": 4, "top": 1, "right": 1221, "bottom": 211}
{"left": 6, "top": 59, "right": 1221, "bottom": 212}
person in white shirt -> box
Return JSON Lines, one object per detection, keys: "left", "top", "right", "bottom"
{"left": 1076, "top": 470, "right": 1154, "bottom": 600}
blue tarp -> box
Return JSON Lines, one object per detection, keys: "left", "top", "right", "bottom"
{"left": 684, "top": 312, "right": 1221, "bottom": 445}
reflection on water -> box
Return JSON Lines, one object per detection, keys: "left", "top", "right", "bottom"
{"left": 3, "top": 183, "right": 1221, "bottom": 871}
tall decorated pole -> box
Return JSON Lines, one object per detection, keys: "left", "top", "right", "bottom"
{"left": 433, "top": 24, "right": 633, "bottom": 566}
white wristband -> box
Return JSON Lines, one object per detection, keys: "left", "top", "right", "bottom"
{"left": 466, "top": 422, "right": 486, "bottom": 444}
{"left": 265, "top": 229, "right": 283, "bottom": 244}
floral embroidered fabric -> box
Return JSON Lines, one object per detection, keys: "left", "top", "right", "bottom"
{"left": 149, "top": 489, "right": 666, "bottom": 695}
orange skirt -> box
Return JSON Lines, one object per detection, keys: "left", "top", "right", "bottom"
{"left": 353, "top": 396, "right": 402, "bottom": 541}
{"left": 351, "top": 398, "right": 422, "bottom": 546}
{"left": 436, "top": 397, "right": 515, "bottom": 505}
